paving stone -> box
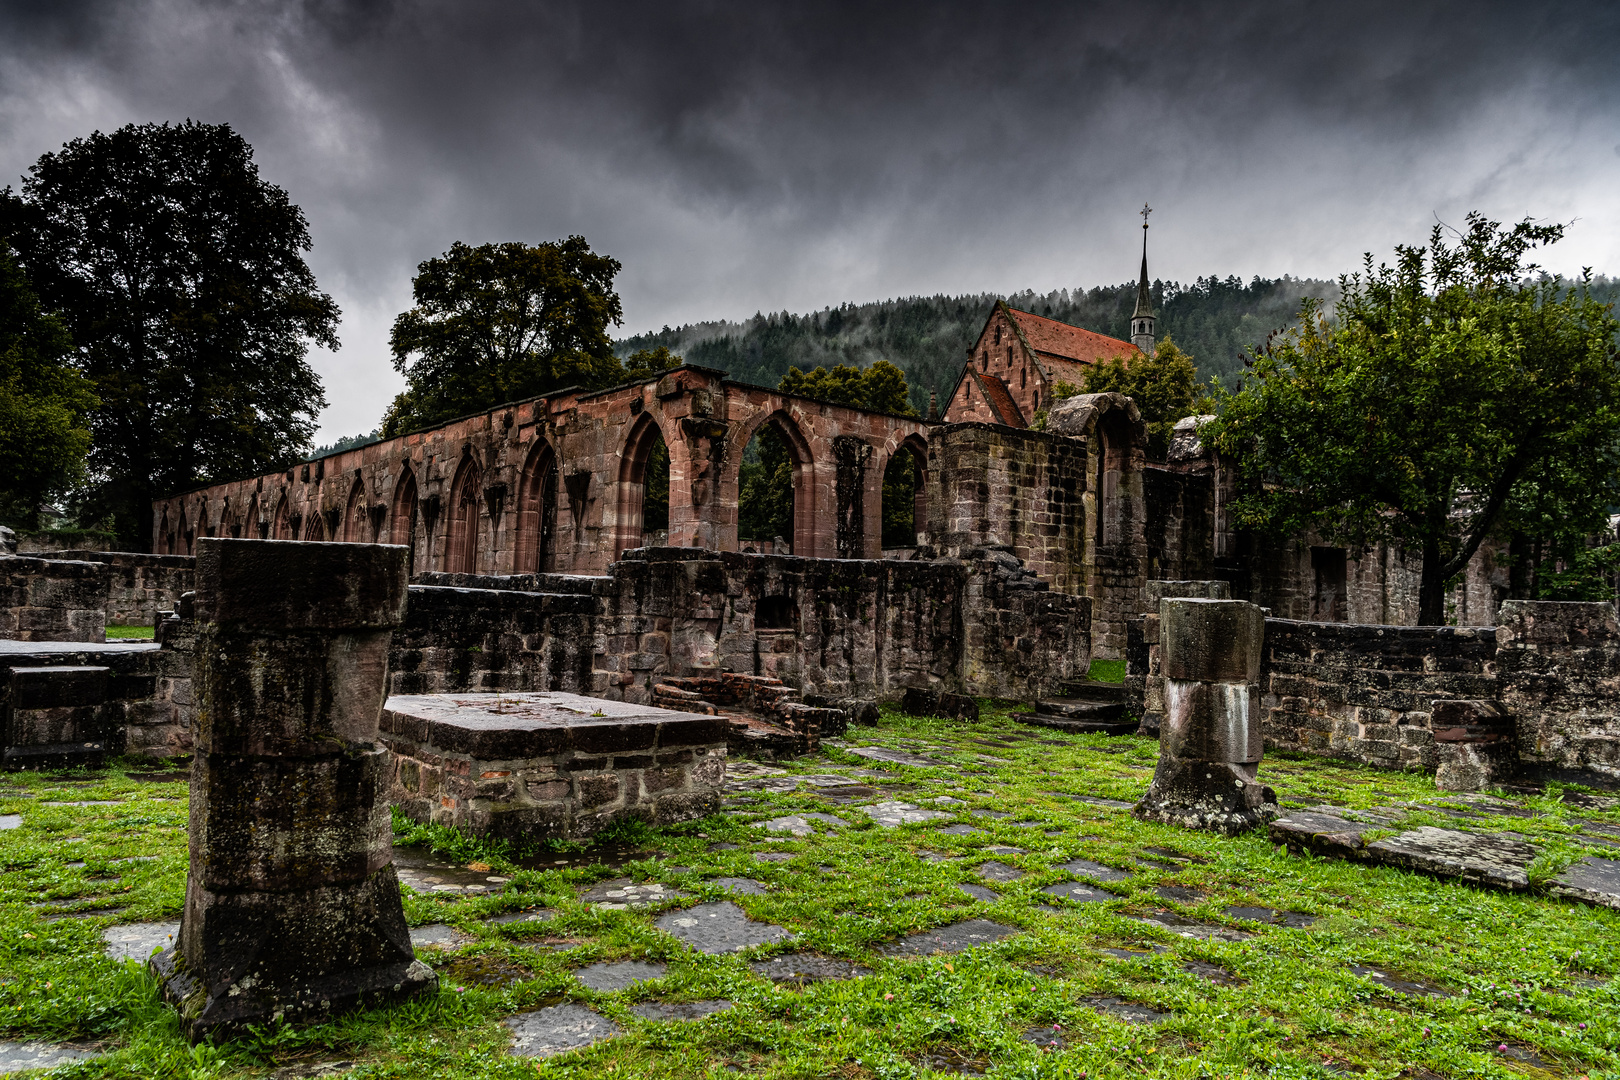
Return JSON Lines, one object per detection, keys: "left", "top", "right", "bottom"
{"left": 1021, "top": 1023, "right": 1066, "bottom": 1050}
{"left": 880, "top": 918, "right": 1021, "bottom": 956}
{"left": 101, "top": 921, "right": 179, "bottom": 962}
{"left": 976, "top": 860, "right": 1025, "bottom": 883}
{"left": 655, "top": 901, "right": 792, "bottom": 953}
{"left": 984, "top": 845, "right": 1026, "bottom": 855}
{"left": 957, "top": 883, "right": 999, "bottom": 902}
{"left": 1181, "top": 960, "right": 1245, "bottom": 986}
{"left": 580, "top": 879, "right": 691, "bottom": 909}
{"left": 485, "top": 908, "right": 555, "bottom": 927}
{"left": 1085, "top": 995, "right": 1167, "bottom": 1023}
{"left": 762, "top": 813, "right": 844, "bottom": 836}
{"left": 1268, "top": 811, "right": 1380, "bottom": 857}
{"left": 0, "top": 1041, "right": 105, "bottom": 1072}
{"left": 971, "top": 809, "right": 1010, "bottom": 819}
{"left": 40, "top": 800, "right": 122, "bottom": 807}
{"left": 711, "top": 877, "right": 768, "bottom": 895}
{"left": 1142, "top": 846, "right": 1209, "bottom": 864}
{"left": 708, "top": 842, "right": 741, "bottom": 851}
{"left": 1041, "top": 881, "right": 1115, "bottom": 903}
{"left": 0, "top": 815, "right": 19, "bottom": 830}
{"left": 845, "top": 746, "right": 944, "bottom": 768}
{"left": 914, "top": 1048, "right": 989, "bottom": 1076}
{"left": 1365, "top": 827, "right": 1537, "bottom": 891}
{"left": 1549, "top": 857, "right": 1620, "bottom": 911}
{"left": 1059, "top": 859, "right": 1130, "bottom": 883}
{"left": 934, "top": 824, "right": 982, "bottom": 836}
{"left": 409, "top": 924, "right": 475, "bottom": 950}
{"left": 917, "top": 851, "right": 961, "bottom": 863}
{"left": 630, "top": 999, "right": 733, "bottom": 1021}
{"left": 1131, "top": 913, "right": 1252, "bottom": 942}
{"left": 575, "top": 960, "right": 667, "bottom": 991}
{"left": 503, "top": 1003, "right": 621, "bottom": 1058}
{"left": 862, "top": 801, "right": 951, "bottom": 827}
{"left": 930, "top": 796, "right": 967, "bottom": 807}
{"left": 749, "top": 952, "right": 872, "bottom": 987}
{"left": 1069, "top": 795, "right": 1133, "bottom": 810}
{"left": 1223, "top": 906, "right": 1317, "bottom": 928}
{"left": 1007, "top": 821, "right": 1045, "bottom": 828}
{"left": 1349, "top": 965, "right": 1451, "bottom": 998}
{"left": 1155, "top": 886, "right": 1206, "bottom": 904}
{"left": 1099, "top": 945, "right": 1168, "bottom": 961}
{"left": 754, "top": 851, "right": 795, "bottom": 863}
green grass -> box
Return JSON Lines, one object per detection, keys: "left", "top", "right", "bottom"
{"left": 1086, "top": 659, "right": 1126, "bottom": 683}
{"left": 1, "top": 714, "right": 1617, "bottom": 1079}
{"left": 104, "top": 625, "right": 154, "bottom": 640}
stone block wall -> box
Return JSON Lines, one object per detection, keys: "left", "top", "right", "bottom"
{"left": 53, "top": 551, "right": 196, "bottom": 626}
{"left": 1496, "top": 601, "right": 1620, "bottom": 779}
{"left": 0, "top": 639, "right": 193, "bottom": 763}
{"left": 388, "top": 585, "right": 597, "bottom": 696}
{"left": 0, "top": 557, "right": 110, "bottom": 642}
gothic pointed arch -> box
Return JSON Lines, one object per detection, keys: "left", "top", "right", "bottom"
{"left": 881, "top": 433, "right": 931, "bottom": 548}
{"left": 730, "top": 408, "right": 817, "bottom": 556}
{"left": 447, "top": 455, "right": 484, "bottom": 574}
{"left": 514, "top": 439, "right": 558, "bottom": 573}
{"left": 611, "top": 413, "right": 670, "bottom": 559}
{"left": 390, "top": 467, "right": 420, "bottom": 572}
{"left": 342, "top": 477, "right": 367, "bottom": 542}
{"left": 272, "top": 493, "right": 290, "bottom": 539}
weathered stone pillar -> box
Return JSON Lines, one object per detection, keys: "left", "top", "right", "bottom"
{"left": 152, "top": 538, "right": 436, "bottom": 1040}
{"left": 1133, "top": 598, "right": 1276, "bottom": 835}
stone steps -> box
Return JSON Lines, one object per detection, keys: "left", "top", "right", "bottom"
{"left": 1055, "top": 680, "right": 1128, "bottom": 704}
{"left": 1012, "top": 698, "right": 1137, "bottom": 736}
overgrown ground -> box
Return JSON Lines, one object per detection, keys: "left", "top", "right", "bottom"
{"left": 1, "top": 701, "right": 1617, "bottom": 1079}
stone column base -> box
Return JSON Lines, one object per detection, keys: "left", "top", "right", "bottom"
{"left": 1132, "top": 759, "right": 1278, "bottom": 836}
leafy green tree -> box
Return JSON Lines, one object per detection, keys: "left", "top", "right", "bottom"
{"left": 623, "top": 345, "right": 681, "bottom": 381}
{"left": 1207, "top": 214, "right": 1620, "bottom": 625}
{"left": 382, "top": 238, "right": 623, "bottom": 436}
{"left": 0, "top": 242, "right": 97, "bottom": 528}
{"left": 778, "top": 360, "right": 916, "bottom": 415}
{"left": 1082, "top": 335, "right": 1201, "bottom": 457}
{"left": 3, "top": 121, "right": 337, "bottom": 549}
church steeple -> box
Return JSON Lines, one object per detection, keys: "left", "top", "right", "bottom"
{"left": 1131, "top": 203, "right": 1156, "bottom": 356}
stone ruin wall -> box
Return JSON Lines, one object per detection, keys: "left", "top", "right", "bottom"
{"left": 53, "top": 551, "right": 194, "bottom": 626}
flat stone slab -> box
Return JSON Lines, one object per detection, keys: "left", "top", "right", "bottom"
{"left": 1067, "top": 795, "right": 1133, "bottom": 810}
{"left": 655, "top": 901, "right": 792, "bottom": 953}
{"left": 1100, "top": 945, "right": 1169, "bottom": 961}
{"left": 629, "top": 999, "right": 732, "bottom": 1021}
{"left": 1155, "top": 886, "right": 1205, "bottom": 904}
{"left": 711, "top": 877, "right": 768, "bottom": 895}
{"left": 862, "top": 801, "right": 951, "bottom": 827}
{"left": 409, "top": 924, "right": 475, "bottom": 950}
{"left": 971, "top": 809, "right": 1010, "bottom": 819}
{"left": 880, "top": 918, "right": 1021, "bottom": 956}
{"left": 581, "top": 879, "right": 691, "bottom": 909}
{"left": 984, "top": 845, "right": 1025, "bottom": 855}
{"left": 1022, "top": 1024, "right": 1066, "bottom": 1050}
{"left": 1131, "top": 913, "right": 1252, "bottom": 942}
{"left": 1059, "top": 859, "right": 1129, "bottom": 882}
{"left": 101, "top": 921, "right": 178, "bottom": 962}
{"left": 1041, "top": 881, "right": 1115, "bottom": 903}
{"left": 1548, "top": 858, "right": 1620, "bottom": 910}
{"left": 844, "top": 746, "right": 945, "bottom": 768}
{"left": 1268, "top": 811, "right": 1379, "bottom": 857}
{"left": 762, "top": 813, "right": 844, "bottom": 836}
{"left": 0, "top": 815, "right": 19, "bottom": 830}
{"left": 1085, "top": 995, "right": 1167, "bottom": 1024}
{"left": 503, "top": 1003, "right": 621, "bottom": 1058}
{"left": 976, "top": 861, "right": 1025, "bottom": 883}
{"left": 575, "top": 960, "right": 667, "bottom": 991}
{"left": 485, "top": 908, "right": 555, "bottom": 927}
{"left": 1182, "top": 960, "right": 1245, "bottom": 986}
{"left": 1224, "top": 906, "right": 1316, "bottom": 928}
{"left": 382, "top": 691, "right": 728, "bottom": 759}
{"left": 933, "top": 824, "right": 982, "bottom": 836}
{"left": 0, "top": 1040, "right": 105, "bottom": 1072}
{"left": 957, "top": 883, "right": 999, "bottom": 902}
{"left": 1365, "top": 827, "right": 1537, "bottom": 890}
{"left": 753, "top": 851, "right": 795, "bottom": 863}
{"left": 749, "top": 952, "right": 871, "bottom": 986}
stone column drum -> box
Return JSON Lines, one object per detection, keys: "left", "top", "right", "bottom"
{"left": 152, "top": 538, "right": 436, "bottom": 1040}
{"left": 1133, "top": 598, "right": 1277, "bottom": 835}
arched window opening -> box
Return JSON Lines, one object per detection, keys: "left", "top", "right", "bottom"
{"left": 391, "top": 469, "right": 419, "bottom": 573}
{"left": 447, "top": 457, "right": 483, "bottom": 574}
{"left": 1098, "top": 409, "right": 1131, "bottom": 547}
{"left": 303, "top": 511, "right": 324, "bottom": 541}
{"left": 272, "top": 495, "right": 290, "bottom": 539}
{"left": 881, "top": 439, "right": 929, "bottom": 549}
{"left": 737, "top": 413, "right": 814, "bottom": 555}
{"left": 994, "top": 324, "right": 1002, "bottom": 346}
{"left": 342, "top": 479, "right": 367, "bottom": 542}
{"left": 242, "top": 496, "right": 257, "bottom": 539}
{"left": 514, "top": 444, "right": 558, "bottom": 573}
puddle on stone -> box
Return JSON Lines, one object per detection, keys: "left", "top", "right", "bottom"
{"left": 1060, "top": 859, "right": 1130, "bottom": 882}
{"left": 655, "top": 901, "right": 793, "bottom": 954}
{"left": 0, "top": 1040, "right": 106, "bottom": 1072}
{"left": 1349, "top": 965, "right": 1451, "bottom": 998}
{"left": 881, "top": 918, "right": 1021, "bottom": 956}
{"left": 1042, "top": 881, "right": 1114, "bottom": 904}
{"left": 749, "top": 952, "right": 871, "bottom": 987}
{"left": 580, "top": 879, "right": 691, "bottom": 909}
{"left": 575, "top": 960, "right": 666, "bottom": 991}
{"left": 1086, "top": 995, "right": 1168, "bottom": 1024}
{"left": 630, "top": 999, "right": 732, "bottom": 1021}
{"left": 1224, "top": 906, "right": 1316, "bottom": 928}
{"left": 410, "top": 923, "right": 474, "bottom": 951}
{"left": 442, "top": 954, "right": 533, "bottom": 989}
{"left": 504, "top": 1003, "right": 620, "bottom": 1058}
{"left": 958, "top": 883, "right": 999, "bottom": 902}
{"left": 711, "top": 877, "right": 768, "bottom": 895}
{"left": 101, "top": 921, "right": 178, "bottom": 962}
{"left": 976, "top": 861, "right": 1025, "bottom": 883}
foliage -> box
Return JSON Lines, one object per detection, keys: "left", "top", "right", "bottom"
{"left": 778, "top": 359, "right": 917, "bottom": 416}
{"left": 304, "top": 430, "right": 381, "bottom": 462}
{"left": 381, "top": 238, "right": 623, "bottom": 437}
{"left": 1208, "top": 214, "right": 1620, "bottom": 624}
{"left": 1082, "top": 335, "right": 1202, "bottom": 458}
{"left": 622, "top": 344, "right": 681, "bottom": 381}
{"left": 2, "top": 121, "right": 338, "bottom": 550}
{"left": 1533, "top": 542, "right": 1620, "bottom": 602}
{"left": 0, "top": 241, "right": 96, "bottom": 529}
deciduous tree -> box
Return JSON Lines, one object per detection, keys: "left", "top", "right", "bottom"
{"left": 1081, "top": 335, "right": 1201, "bottom": 456}
{"left": 1207, "top": 214, "right": 1620, "bottom": 625}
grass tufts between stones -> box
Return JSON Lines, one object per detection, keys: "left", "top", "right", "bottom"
{"left": 0, "top": 712, "right": 1615, "bottom": 1077}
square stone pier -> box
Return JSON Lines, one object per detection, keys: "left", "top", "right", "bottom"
{"left": 381, "top": 692, "right": 728, "bottom": 840}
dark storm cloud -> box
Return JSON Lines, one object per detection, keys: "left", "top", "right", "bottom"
{"left": 2, "top": 0, "right": 1617, "bottom": 436}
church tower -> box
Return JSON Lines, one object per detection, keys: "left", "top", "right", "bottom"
{"left": 1131, "top": 203, "right": 1156, "bottom": 356}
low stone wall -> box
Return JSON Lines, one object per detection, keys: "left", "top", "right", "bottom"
{"left": 1496, "top": 601, "right": 1620, "bottom": 780}
{"left": 381, "top": 691, "right": 727, "bottom": 838}
{"left": 53, "top": 551, "right": 195, "bottom": 626}
{"left": 0, "top": 557, "right": 110, "bottom": 643}
{"left": 388, "top": 584, "right": 597, "bottom": 696}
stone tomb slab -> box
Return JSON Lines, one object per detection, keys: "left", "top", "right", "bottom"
{"left": 1549, "top": 857, "right": 1620, "bottom": 911}
{"left": 1059, "top": 859, "right": 1130, "bottom": 883}
{"left": 1365, "top": 827, "right": 1537, "bottom": 891}
{"left": 575, "top": 960, "right": 667, "bottom": 991}
{"left": 762, "top": 812, "right": 844, "bottom": 836}
{"left": 1041, "top": 881, "right": 1115, "bottom": 904}
{"left": 503, "top": 1003, "right": 621, "bottom": 1058}
{"left": 0, "top": 1040, "right": 105, "bottom": 1073}
{"left": 881, "top": 919, "right": 1021, "bottom": 956}
{"left": 630, "top": 1000, "right": 733, "bottom": 1021}
{"left": 655, "top": 901, "right": 792, "bottom": 953}
{"left": 863, "top": 801, "right": 952, "bottom": 827}
{"left": 381, "top": 692, "right": 728, "bottom": 841}
{"left": 976, "top": 861, "right": 1025, "bottom": 883}
{"left": 581, "top": 879, "right": 690, "bottom": 909}
{"left": 845, "top": 746, "right": 945, "bottom": 769}
{"left": 101, "top": 921, "right": 179, "bottom": 963}
{"left": 749, "top": 952, "right": 872, "bottom": 987}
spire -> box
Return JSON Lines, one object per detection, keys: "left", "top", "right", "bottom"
{"left": 1131, "top": 203, "right": 1157, "bottom": 355}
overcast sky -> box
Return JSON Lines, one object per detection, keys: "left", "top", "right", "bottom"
{"left": 3, "top": 0, "right": 1617, "bottom": 441}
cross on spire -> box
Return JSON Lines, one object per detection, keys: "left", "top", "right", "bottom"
{"left": 1141, "top": 202, "right": 1152, "bottom": 229}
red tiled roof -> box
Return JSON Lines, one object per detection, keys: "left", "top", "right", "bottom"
{"left": 1006, "top": 308, "right": 1139, "bottom": 387}
{"left": 971, "top": 369, "right": 1025, "bottom": 428}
